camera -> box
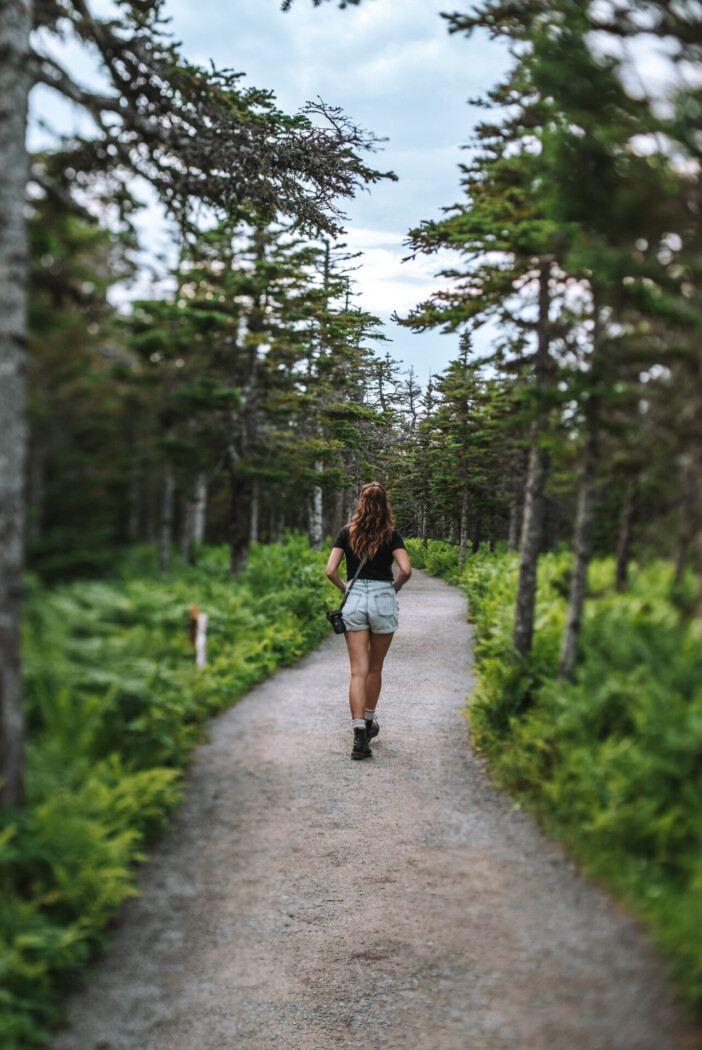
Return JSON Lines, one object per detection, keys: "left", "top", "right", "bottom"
{"left": 326, "top": 608, "right": 346, "bottom": 634}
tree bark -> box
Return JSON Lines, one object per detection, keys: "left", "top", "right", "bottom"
{"left": 421, "top": 506, "right": 428, "bottom": 548}
{"left": 508, "top": 497, "right": 520, "bottom": 553}
{"left": 179, "top": 488, "right": 194, "bottom": 562}
{"left": 615, "top": 480, "right": 637, "bottom": 593}
{"left": 513, "top": 260, "right": 552, "bottom": 660}
{"left": 309, "top": 462, "right": 324, "bottom": 551}
{"left": 559, "top": 292, "right": 604, "bottom": 680}
{"left": 558, "top": 430, "right": 597, "bottom": 679}
{"left": 331, "top": 481, "right": 346, "bottom": 540}
{"left": 459, "top": 485, "right": 470, "bottom": 569}
{"left": 229, "top": 471, "right": 251, "bottom": 575}
{"left": 249, "top": 478, "right": 260, "bottom": 545}
{"left": 0, "top": 0, "right": 32, "bottom": 807}
{"left": 275, "top": 513, "right": 285, "bottom": 545}
{"left": 127, "top": 464, "right": 140, "bottom": 543}
{"left": 192, "top": 473, "right": 207, "bottom": 546}
{"left": 158, "top": 468, "right": 174, "bottom": 574}
{"left": 675, "top": 458, "right": 695, "bottom": 584}
{"left": 471, "top": 514, "right": 482, "bottom": 555}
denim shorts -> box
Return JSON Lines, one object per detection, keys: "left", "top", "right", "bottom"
{"left": 342, "top": 579, "right": 399, "bottom": 634}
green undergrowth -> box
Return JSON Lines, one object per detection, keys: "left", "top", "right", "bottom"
{"left": 407, "top": 538, "right": 702, "bottom": 1012}
{"left": 1, "top": 536, "right": 333, "bottom": 1049}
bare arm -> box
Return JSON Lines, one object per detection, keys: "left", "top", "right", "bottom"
{"left": 325, "top": 546, "right": 347, "bottom": 595}
{"left": 393, "top": 547, "right": 412, "bottom": 592}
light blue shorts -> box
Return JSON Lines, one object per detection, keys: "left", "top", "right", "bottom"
{"left": 343, "top": 579, "right": 399, "bottom": 634}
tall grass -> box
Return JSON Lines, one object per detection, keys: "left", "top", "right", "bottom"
{"left": 1, "top": 536, "right": 334, "bottom": 1049}
{"left": 408, "top": 539, "right": 702, "bottom": 1011}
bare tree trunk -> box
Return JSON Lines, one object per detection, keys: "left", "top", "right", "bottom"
{"left": 471, "top": 514, "right": 482, "bottom": 555}
{"left": 158, "top": 468, "right": 175, "bottom": 574}
{"left": 193, "top": 473, "right": 207, "bottom": 546}
{"left": 559, "top": 431, "right": 597, "bottom": 679}
{"left": 513, "top": 260, "right": 552, "bottom": 660}
{"left": 508, "top": 497, "right": 520, "bottom": 553}
{"left": 675, "top": 458, "right": 696, "bottom": 583}
{"left": 449, "top": 517, "right": 458, "bottom": 546}
{"left": 459, "top": 485, "right": 470, "bottom": 570}
{"left": 332, "top": 485, "right": 345, "bottom": 540}
{"left": 421, "top": 506, "right": 428, "bottom": 548}
{"left": 309, "top": 461, "right": 324, "bottom": 551}
{"left": 229, "top": 472, "right": 251, "bottom": 575}
{"left": 513, "top": 445, "right": 549, "bottom": 657}
{"left": 559, "top": 294, "right": 603, "bottom": 680}
{"left": 179, "top": 482, "right": 199, "bottom": 563}
{"left": 249, "top": 477, "right": 260, "bottom": 545}
{"left": 0, "top": 0, "right": 32, "bottom": 807}
{"left": 127, "top": 464, "right": 140, "bottom": 543}
{"left": 615, "top": 480, "right": 637, "bottom": 593}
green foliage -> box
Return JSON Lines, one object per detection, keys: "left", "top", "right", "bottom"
{"left": 411, "top": 545, "right": 702, "bottom": 1011}
{"left": 2, "top": 536, "right": 331, "bottom": 1048}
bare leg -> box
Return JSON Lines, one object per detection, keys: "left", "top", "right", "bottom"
{"left": 366, "top": 631, "right": 395, "bottom": 711}
{"left": 344, "top": 629, "right": 370, "bottom": 720}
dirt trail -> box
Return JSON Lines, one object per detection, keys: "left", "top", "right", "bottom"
{"left": 53, "top": 569, "right": 699, "bottom": 1050}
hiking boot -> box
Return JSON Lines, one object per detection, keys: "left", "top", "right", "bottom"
{"left": 365, "top": 717, "right": 379, "bottom": 743}
{"left": 351, "top": 726, "right": 373, "bottom": 760}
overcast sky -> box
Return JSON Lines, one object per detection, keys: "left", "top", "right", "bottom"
{"left": 31, "top": 0, "right": 511, "bottom": 377}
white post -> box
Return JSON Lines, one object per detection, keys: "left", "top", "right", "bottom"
{"left": 195, "top": 612, "right": 208, "bottom": 669}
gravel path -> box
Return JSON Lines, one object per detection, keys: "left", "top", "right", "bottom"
{"left": 53, "top": 569, "right": 700, "bottom": 1050}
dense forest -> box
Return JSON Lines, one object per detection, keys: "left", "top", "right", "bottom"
{"left": 3, "top": 0, "right": 702, "bottom": 1042}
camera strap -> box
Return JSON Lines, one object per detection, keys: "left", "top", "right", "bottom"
{"left": 339, "top": 558, "right": 365, "bottom": 612}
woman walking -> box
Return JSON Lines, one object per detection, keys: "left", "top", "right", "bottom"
{"left": 326, "top": 482, "right": 412, "bottom": 760}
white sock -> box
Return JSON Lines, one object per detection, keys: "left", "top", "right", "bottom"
{"left": 365, "top": 708, "right": 376, "bottom": 722}
{"left": 352, "top": 718, "right": 366, "bottom": 730}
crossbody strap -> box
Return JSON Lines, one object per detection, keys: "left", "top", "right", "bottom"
{"left": 339, "top": 557, "right": 365, "bottom": 611}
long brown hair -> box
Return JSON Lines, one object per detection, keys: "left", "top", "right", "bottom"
{"left": 348, "top": 482, "right": 396, "bottom": 561}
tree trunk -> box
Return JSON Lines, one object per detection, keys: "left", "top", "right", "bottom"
{"left": 275, "top": 513, "right": 285, "bottom": 545}
{"left": 229, "top": 472, "right": 251, "bottom": 575}
{"left": 448, "top": 517, "right": 457, "bottom": 546}
{"left": 127, "top": 465, "right": 140, "bottom": 543}
{"left": 459, "top": 486, "right": 470, "bottom": 569}
{"left": 559, "top": 292, "right": 604, "bottom": 680}
{"left": 508, "top": 497, "right": 520, "bottom": 553}
{"left": 559, "top": 431, "right": 597, "bottom": 680}
{"left": 513, "top": 260, "right": 552, "bottom": 660}
{"left": 249, "top": 478, "right": 260, "bottom": 545}
{"left": 471, "top": 514, "right": 482, "bottom": 555}
{"left": 674, "top": 457, "right": 695, "bottom": 584}
{"left": 0, "top": 0, "right": 32, "bottom": 808}
{"left": 421, "top": 506, "right": 428, "bottom": 548}
{"left": 193, "top": 473, "right": 207, "bottom": 546}
{"left": 158, "top": 468, "right": 175, "bottom": 574}
{"left": 615, "top": 480, "right": 637, "bottom": 593}
{"left": 309, "top": 461, "right": 324, "bottom": 551}
{"left": 513, "top": 445, "right": 549, "bottom": 657}
{"left": 332, "top": 485, "right": 345, "bottom": 541}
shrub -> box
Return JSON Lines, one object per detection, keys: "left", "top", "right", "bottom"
{"left": 2, "top": 536, "right": 333, "bottom": 1048}
{"left": 413, "top": 542, "right": 702, "bottom": 1011}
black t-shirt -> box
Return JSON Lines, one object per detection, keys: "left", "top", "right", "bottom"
{"left": 333, "top": 525, "right": 406, "bottom": 582}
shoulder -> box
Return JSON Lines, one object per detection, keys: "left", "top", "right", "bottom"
{"left": 390, "top": 529, "right": 405, "bottom": 550}
{"left": 333, "top": 525, "right": 350, "bottom": 549}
